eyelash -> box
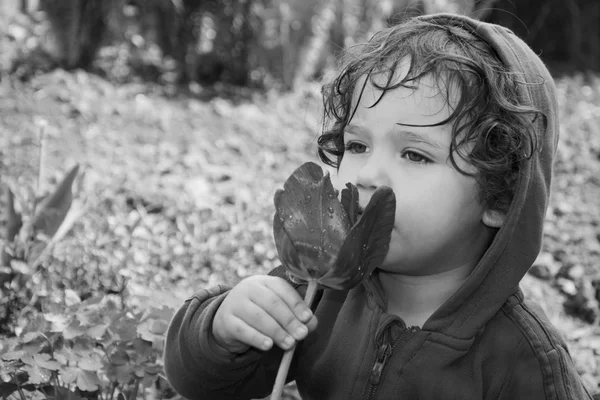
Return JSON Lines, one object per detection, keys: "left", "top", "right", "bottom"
{"left": 403, "top": 151, "right": 431, "bottom": 164}
{"left": 344, "top": 142, "right": 368, "bottom": 154}
{"left": 344, "top": 141, "right": 432, "bottom": 165}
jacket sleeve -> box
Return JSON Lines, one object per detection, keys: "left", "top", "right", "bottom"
{"left": 498, "top": 300, "right": 594, "bottom": 400}
{"left": 163, "top": 267, "right": 312, "bottom": 400}
{"left": 498, "top": 338, "right": 593, "bottom": 399}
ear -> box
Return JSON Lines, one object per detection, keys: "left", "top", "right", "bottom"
{"left": 482, "top": 208, "right": 506, "bottom": 228}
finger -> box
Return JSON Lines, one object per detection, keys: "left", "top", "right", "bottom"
{"left": 262, "top": 278, "right": 314, "bottom": 323}
{"left": 237, "top": 301, "right": 297, "bottom": 350}
{"left": 228, "top": 315, "right": 275, "bottom": 352}
{"left": 249, "top": 286, "right": 309, "bottom": 342}
{"left": 250, "top": 287, "right": 308, "bottom": 340}
{"left": 305, "top": 314, "right": 318, "bottom": 333}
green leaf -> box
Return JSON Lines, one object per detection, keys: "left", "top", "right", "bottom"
{"left": 9, "top": 260, "right": 31, "bottom": 275}
{"left": 71, "top": 336, "right": 95, "bottom": 353}
{"left": 32, "top": 164, "right": 79, "bottom": 238}
{"left": 54, "top": 352, "right": 69, "bottom": 365}
{"left": 141, "top": 364, "right": 160, "bottom": 387}
{"left": 1, "top": 350, "right": 25, "bottom": 361}
{"left": 86, "top": 324, "right": 107, "bottom": 339}
{"left": 44, "top": 313, "right": 70, "bottom": 332}
{"left": 60, "top": 367, "right": 78, "bottom": 385}
{"left": 2, "top": 187, "right": 22, "bottom": 267}
{"left": 0, "top": 359, "right": 21, "bottom": 382}
{"left": 64, "top": 289, "right": 81, "bottom": 306}
{"left": 54, "top": 347, "right": 85, "bottom": 367}
{"left": 137, "top": 320, "right": 166, "bottom": 351}
{"left": 139, "top": 306, "right": 175, "bottom": 323}
{"left": 110, "top": 317, "right": 138, "bottom": 342}
{"left": 4, "top": 187, "right": 23, "bottom": 242}
{"left": 60, "top": 368, "right": 100, "bottom": 392}
{"left": 109, "top": 349, "right": 130, "bottom": 366}
{"left": 32, "top": 354, "right": 60, "bottom": 370}
{"left": 21, "top": 332, "right": 39, "bottom": 344}
{"left": 132, "top": 338, "right": 153, "bottom": 360}
{"left": 40, "top": 386, "right": 83, "bottom": 400}
{"left": 0, "top": 381, "right": 19, "bottom": 398}
{"left": 106, "top": 362, "right": 133, "bottom": 385}
{"left": 22, "top": 363, "right": 52, "bottom": 384}
{"left": 15, "top": 339, "right": 47, "bottom": 358}
{"left": 20, "top": 314, "right": 48, "bottom": 336}
{"left": 150, "top": 319, "right": 168, "bottom": 335}
{"left": 76, "top": 308, "right": 104, "bottom": 327}
{"left": 80, "top": 295, "right": 104, "bottom": 307}
{"left": 64, "top": 319, "right": 86, "bottom": 340}
{"left": 78, "top": 354, "right": 103, "bottom": 371}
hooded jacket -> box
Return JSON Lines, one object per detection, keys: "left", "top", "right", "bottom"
{"left": 164, "top": 14, "right": 593, "bottom": 400}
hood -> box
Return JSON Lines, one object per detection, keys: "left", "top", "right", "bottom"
{"left": 414, "top": 14, "right": 559, "bottom": 338}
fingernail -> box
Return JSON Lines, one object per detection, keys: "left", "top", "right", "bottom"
{"left": 283, "top": 336, "right": 295, "bottom": 348}
{"left": 295, "top": 325, "right": 308, "bottom": 338}
{"left": 301, "top": 309, "right": 312, "bottom": 320}
{"left": 262, "top": 338, "right": 272, "bottom": 350}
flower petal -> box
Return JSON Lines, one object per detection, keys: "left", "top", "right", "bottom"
{"left": 272, "top": 212, "right": 312, "bottom": 281}
{"left": 320, "top": 186, "right": 395, "bottom": 290}
{"left": 273, "top": 162, "right": 351, "bottom": 278}
{"left": 340, "top": 182, "right": 359, "bottom": 226}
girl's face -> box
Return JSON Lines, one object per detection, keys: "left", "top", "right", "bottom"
{"left": 336, "top": 71, "right": 501, "bottom": 276}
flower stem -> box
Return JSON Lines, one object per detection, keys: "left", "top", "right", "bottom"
{"left": 270, "top": 279, "right": 319, "bottom": 400}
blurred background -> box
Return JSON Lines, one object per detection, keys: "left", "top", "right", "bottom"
{"left": 1, "top": 0, "right": 598, "bottom": 88}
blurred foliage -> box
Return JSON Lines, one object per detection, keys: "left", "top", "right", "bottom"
{"left": 486, "top": 0, "right": 600, "bottom": 73}
{"left": 1, "top": 0, "right": 597, "bottom": 89}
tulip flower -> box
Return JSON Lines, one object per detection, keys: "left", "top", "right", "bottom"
{"left": 270, "top": 162, "right": 395, "bottom": 400}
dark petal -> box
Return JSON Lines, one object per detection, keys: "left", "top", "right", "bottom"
{"left": 273, "top": 162, "right": 351, "bottom": 278}
{"left": 340, "top": 182, "right": 359, "bottom": 226}
{"left": 320, "top": 186, "right": 396, "bottom": 290}
{"left": 273, "top": 212, "right": 312, "bottom": 281}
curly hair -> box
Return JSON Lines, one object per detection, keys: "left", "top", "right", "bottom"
{"left": 317, "top": 17, "right": 544, "bottom": 212}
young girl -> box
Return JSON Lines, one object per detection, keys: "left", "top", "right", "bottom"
{"left": 164, "top": 13, "right": 593, "bottom": 400}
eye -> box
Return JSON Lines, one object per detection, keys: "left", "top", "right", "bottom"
{"left": 344, "top": 141, "right": 368, "bottom": 154}
{"left": 402, "top": 150, "right": 431, "bottom": 164}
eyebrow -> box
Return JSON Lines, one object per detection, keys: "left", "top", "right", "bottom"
{"left": 345, "top": 124, "right": 446, "bottom": 150}
{"left": 344, "top": 124, "right": 367, "bottom": 135}
{"left": 395, "top": 129, "right": 446, "bottom": 150}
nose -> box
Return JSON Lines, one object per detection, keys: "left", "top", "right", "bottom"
{"left": 355, "top": 156, "right": 390, "bottom": 191}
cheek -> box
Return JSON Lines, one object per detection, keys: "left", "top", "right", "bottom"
{"left": 337, "top": 157, "right": 357, "bottom": 183}
{"left": 392, "top": 172, "right": 482, "bottom": 226}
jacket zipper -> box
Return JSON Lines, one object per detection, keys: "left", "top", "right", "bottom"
{"left": 365, "top": 338, "right": 396, "bottom": 400}
{"left": 365, "top": 326, "right": 419, "bottom": 400}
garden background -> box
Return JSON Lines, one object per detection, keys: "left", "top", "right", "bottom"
{"left": 1, "top": 0, "right": 599, "bottom": 399}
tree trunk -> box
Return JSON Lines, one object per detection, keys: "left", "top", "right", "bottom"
{"left": 40, "top": 0, "right": 112, "bottom": 69}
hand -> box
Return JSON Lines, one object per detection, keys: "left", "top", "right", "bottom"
{"left": 212, "top": 275, "right": 318, "bottom": 354}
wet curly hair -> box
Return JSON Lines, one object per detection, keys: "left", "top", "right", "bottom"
{"left": 318, "top": 17, "right": 544, "bottom": 213}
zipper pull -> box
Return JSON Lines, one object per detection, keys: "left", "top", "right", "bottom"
{"left": 370, "top": 342, "right": 392, "bottom": 385}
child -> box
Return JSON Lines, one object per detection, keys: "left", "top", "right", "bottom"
{"left": 164, "top": 13, "right": 593, "bottom": 400}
